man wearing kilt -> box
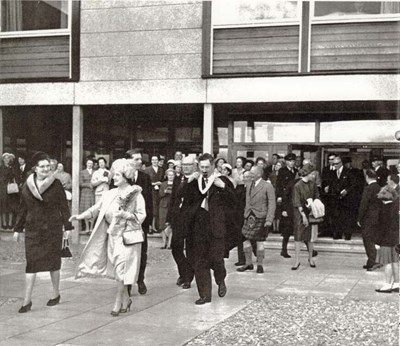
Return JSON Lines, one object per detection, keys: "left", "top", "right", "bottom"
{"left": 237, "top": 166, "right": 276, "bottom": 274}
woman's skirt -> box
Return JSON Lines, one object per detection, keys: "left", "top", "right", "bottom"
{"left": 377, "top": 246, "right": 398, "bottom": 265}
{"left": 107, "top": 234, "right": 141, "bottom": 285}
{"left": 293, "top": 210, "right": 311, "bottom": 242}
{"left": 80, "top": 188, "right": 95, "bottom": 213}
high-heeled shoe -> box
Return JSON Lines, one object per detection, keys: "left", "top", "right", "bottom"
{"left": 110, "top": 304, "right": 122, "bottom": 317}
{"left": 47, "top": 295, "right": 61, "bottom": 306}
{"left": 308, "top": 259, "right": 316, "bottom": 268}
{"left": 18, "top": 301, "right": 32, "bottom": 313}
{"left": 120, "top": 299, "right": 132, "bottom": 313}
{"left": 291, "top": 263, "right": 300, "bottom": 270}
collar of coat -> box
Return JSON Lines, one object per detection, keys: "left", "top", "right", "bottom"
{"left": 26, "top": 173, "right": 56, "bottom": 201}
{"left": 198, "top": 173, "right": 216, "bottom": 195}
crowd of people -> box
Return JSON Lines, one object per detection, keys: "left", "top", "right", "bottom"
{"left": 1, "top": 148, "right": 398, "bottom": 314}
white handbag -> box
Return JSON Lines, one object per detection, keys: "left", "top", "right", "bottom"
{"left": 7, "top": 180, "right": 19, "bottom": 194}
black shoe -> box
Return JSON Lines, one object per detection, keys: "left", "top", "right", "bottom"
{"left": 236, "top": 264, "right": 254, "bottom": 272}
{"left": 234, "top": 261, "right": 245, "bottom": 266}
{"left": 195, "top": 297, "right": 211, "bottom": 305}
{"left": 176, "top": 277, "right": 184, "bottom": 286}
{"left": 312, "top": 250, "right": 318, "bottom": 257}
{"left": 120, "top": 299, "right": 132, "bottom": 313}
{"left": 182, "top": 282, "right": 191, "bottom": 289}
{"left": 218, "top": 281, "right": 227, "bottom": 297}
{"left": 256, "top": 265, "right": 264, "bottom": 273}
{"left": 392, "top": 287, "right": 399, "bottom": 293}
{"left": 375, "top": 288, "right": 392, "bottom": 293}
{"left": 308, "top": 259, "right": 316, "bottom": 268}
{"left": 138, "top": 282, "right": 147, "bottom": 295}
{"left": 363, "top": 265, "right": 369, "bottom": 269}
{"left": 280, "top": 251, "right": 291, "bottom": 258}
{"left": 367, "top": 264, "right": 381, "bottom": 272}
{"left": 291, "top": 263, "right": 300, "bottom": 270}
{"left": 18, "top": 301, "right": 32, "bottom": 313}
{"left": 47, "top": 295, "right": 60, "bottom": 306}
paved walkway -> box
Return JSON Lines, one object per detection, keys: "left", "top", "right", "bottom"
{"left": 0, "top": 236, "right": 396, "bottom": 346}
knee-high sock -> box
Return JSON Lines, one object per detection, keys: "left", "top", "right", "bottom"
{"left": 244, "top": 245, "right": 253, "bottom": 265}
{"left": 256, "top": 249, "right": 264, "bottom": 266}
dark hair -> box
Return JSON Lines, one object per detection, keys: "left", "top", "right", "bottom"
{"left": 151, "top": 155, "right": 160, "bottom": 160}
{"left": 85, "top": 157, "right": 94, "bottom": 164}
{"left": 389, "top": 173, "right": 399, "bottom": 185}
{"left": 97, "top": 157, "right": 107, "bottom": 165}
{"left": 30, "top": 151, "right": 50, "bottom": 168}
{"left": 125, "top": 148, "right": 143, "bottom": 159}
{"left": 365, "top": 169, "right": 377, "bottom": 179}
{"left": 255, "top": 157, "right": 266, "bottom": 164}
{"left": 328, "top": 153, "right": 337, "bottom": 159}
{"left": 272, "top": 153, "right": 281, "bottom": 159}
{"left": 245, "top": 159, "right": 254, "bottom": 167}
{"left": 199, "top": 153, "right": 214, "bottom": 164}
{"left": 214, "top": 157, "right": 226, "bottom": 167}
{"left": 236, "top": 156, "right": 247, "bottom": 166}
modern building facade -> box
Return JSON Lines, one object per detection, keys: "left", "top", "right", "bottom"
{"left": 1, "top": 1, "right": 399, "bottom": 237}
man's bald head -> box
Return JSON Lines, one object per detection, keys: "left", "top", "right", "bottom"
{"left": 250, "top": 166, "right": 263, "bottom": 179}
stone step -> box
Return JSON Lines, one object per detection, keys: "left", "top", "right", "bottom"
{"left": 265, "top": 233, "right": 365, "bottom": 254}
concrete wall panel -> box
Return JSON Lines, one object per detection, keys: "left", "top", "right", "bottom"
{"left": 80, "top": 54, "right": 202, "bottom": 81}
{"left": 74, "top": 79, "right": 206, "bottom": 104}
{"left": 81, "top": 29, "right": 202, "bottom": 57}
{"left": 81, "top": 3, "right": 202, "bottom": 32}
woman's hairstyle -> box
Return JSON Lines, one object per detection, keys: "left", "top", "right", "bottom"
{"left": 365, "top": 169, "right": 377, "bottom": 179}
{"left": 235, "top": 156, "right": 247, "bottom": 166}
{"left": 97, "top": 157, "right": 107, "bottom": 165}
{"left": 298, "top": 164, "right": 314, "bottom": 177}
{"left": 388, "top": 173, "right": 399, "bottom": 185}
{"left": 30, "top": 151, "right": 50, "bottom": 169}
{"left": 214, "top": 157, "right": 226, "bottom": 167}
{"left": 221, "top": 163, "right": 232, "bottom": 176}
{"left": 377, "top": 185, "right": 399, "bottom": 201}
{"left": 165, "top": 168, "right": 176, "bottom": 178}
{"left": 110, "top": 158, "right": 135, "bottom": 181}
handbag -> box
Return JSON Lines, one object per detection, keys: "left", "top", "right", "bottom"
{"left": 122, "top": 230, "right": 144, "bottom": 246}
{"left": 7, "top": 180, "right": 19, "bottom": 194}
{"left": 309, "top": 215, "right": 324, "bottom": 224}
{"left": 61, "top": 239, "right": 72, "bottom": 258}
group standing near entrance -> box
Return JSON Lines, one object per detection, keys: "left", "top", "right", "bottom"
{"left": 1, "top": 147, "right": 398, "bottom": 314}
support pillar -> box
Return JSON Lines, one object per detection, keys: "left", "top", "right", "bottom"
{"left": 71, "top": 106, "right": 83, "bottom": 244}
{"left": 203, "top": 103, "right": 214, "bottom": 155}
{"left": 0, "top": 108, "right": 3, "bottom": 155}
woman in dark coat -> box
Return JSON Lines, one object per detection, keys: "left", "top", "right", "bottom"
{"left": 0, "top": 153, "right": 19, "bottom": 229}
{"left": 13, "top": 152, "right": 72, "bottom": 313}
{"left": 374, "top": 174, "right": 399, "bottom": 293}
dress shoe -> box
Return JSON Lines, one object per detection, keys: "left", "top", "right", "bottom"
{"left": 312, "top": 250, "right": 318, "bottom": 257}
{"left": 236, "top": 264, "right": 254, "bottom": 272}
{"left": 138, "top": 281, "right": 147, "bottom": 295}
{"left": 111, "top": 304, "right": 122, "bottom": 317}
{"left": 160, "top": 246, "right": 167, "bottom": 249}
{"left": 291, "top": 263, "right": 300, "bottom": 270}
{"left": 218, "top": 281, "right": 227, "bottom": 297}
{"left": 182, "top": 282, "right": 191, "bottom": 289}
{"left": 375, "top": 288, "right": 392, "bottom": 293}
{"left": 18, "top": 301, "right": 32, "bottom": 313}
{"left": 195, "top": 297, "right": 211, "bottom": 305}
{"left": 47, "top": 295, "right": 60, "bottom": 306}
{"left": 367, "top": 264, "right": 382, "bottom": 272}
{"left": 256, "top": 265, "right": 264, "bottom": 273}
{"left": 363, "top": 265, "right": 369, "bottom": 269}
{"left": 176, "top": 277, "right": 184, "bottom": 286}
{"left": 280, "top": 251, "right": 291, "bottom": 258}
{"left": 392, "top": 287, "right": 399, "bottom": 293}
{"left": 308, "top": 259, "right": 316, "bottom": 268}
{"left": 234, "top": 261, "right": 245, "bottom": 266}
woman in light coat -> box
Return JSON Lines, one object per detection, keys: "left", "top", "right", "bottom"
{"left": 90, "top": 157, "right": 110, "bottom": 204}
{"left": 70, "top": 159, "right": 146, "bottom": 316}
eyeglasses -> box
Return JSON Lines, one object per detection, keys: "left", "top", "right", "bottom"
{"left": 182, "top": 164, "right": 193, "bottom": 167}
{"left": 333, "top": 162, "right": 341, "bottom": 165}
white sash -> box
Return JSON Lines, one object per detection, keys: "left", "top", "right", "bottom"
{"left": 197, "top": 174, "right": 216, "bottom": 211}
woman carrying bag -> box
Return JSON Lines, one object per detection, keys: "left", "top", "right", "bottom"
{"left": 70, "top": 159, "right": 146, "bottom": 316}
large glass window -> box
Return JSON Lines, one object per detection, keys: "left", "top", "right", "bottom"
{"left": 1, "top": 0, "right": 69, "bottom": 32}
{"left": 212, "top": 0, "right": 300, "bottom": 26}
{"left": 313, "top": 1, "right": 400, "bottom": 21}
{"left": 320, "top": 120, "right": 400, "bottom": 143}
{"left": 234, "top": 121, "right": 315, "bottom": 143}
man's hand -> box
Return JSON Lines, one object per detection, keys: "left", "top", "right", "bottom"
{"left": 69, "top": 215, "right": 82, "bottom": 222}
{"left": 64, "top": 230, "right": 71, "bottom": 239}
{"left": 324, "top": 186, "right": 329, "bottom": 194}
{"left": 282, "top": 211, "right": 288, "bottom": 217}
{"left": 213, "top": 177, "right": 225, "bottom": 189}
{"left": 277, "top": 197, "right": 282, "bottom": 203}
{"left": 264, "top": 221, "right": 272, "bottom": 227}
{"left": 340, "top": 189, "right": 347, "bottom": 197}
{"left": 302, "top": 215, "right": 309, "bottom": 227}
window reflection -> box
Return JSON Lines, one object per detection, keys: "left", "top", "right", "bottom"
{"left": 234, "top": 121, "right": 315, "bottom": 143}
{"left": 314, "top": 1, "right": 400, "bottom": 18}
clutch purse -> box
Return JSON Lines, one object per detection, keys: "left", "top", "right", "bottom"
{"left": 122, "top": 230, "right": 144, "bottom": 246}
{"left": 61, "top": 239, "right": 72, "bottom": 258}
{"left": 7, "top": 181, "right": 19, "bottom": 194}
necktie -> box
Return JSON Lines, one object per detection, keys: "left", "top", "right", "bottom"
{"left": 249, "top": 181, "right": 255, "bottom": 194}
{"left": 337, "top": 170, "right": 340, "bottom": 178}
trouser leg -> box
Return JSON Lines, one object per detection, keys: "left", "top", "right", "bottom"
{"left": 137, "top": 229, "right": 148, "bottom": 284}
{"left": 362, "top": 233, "right": 376, "bottom": 268}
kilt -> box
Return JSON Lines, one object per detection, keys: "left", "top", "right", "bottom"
{"left": 242, "top": 214, "right": 268, "bottom": 241}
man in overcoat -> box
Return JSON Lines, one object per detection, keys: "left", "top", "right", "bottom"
{"left": 357, "top": 169, "right": 382, "bottom": 271}
{"left": 189, "top": 153, "right": 236, "bottom": 305}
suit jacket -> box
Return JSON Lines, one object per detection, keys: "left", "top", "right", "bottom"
{"left": 144, "top": 166, "right": 165, "bottom": 187}
{"left": 357, "top": 182, "right": 381, "bottom": 237}
{"left": 375, "top": 166, "right": 389, "bottom": 187}
{"left": 276, "top": 166, "right": 297, "bottom": 199}
{"left": 244, "top": 179, "right": 276, "bottom": 223}
{"left": 134, "top": 170, "right": 153, "bottom": 228}
{"left": 330, "top": 167, "right": 358, "bottom": 208}
{"left": 321, "top": 165, "right": 335, "bottom": 193}
{"left": 15, "top": 164, "right": 29, "bottom": 187}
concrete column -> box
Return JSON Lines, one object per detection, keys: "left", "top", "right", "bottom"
{"left": 0, "top": 108, "right": 3, "bottom": 155}
{"left": 203, "top": 103, "right": 214, "bottom": 154}
{"left": 71, "top": 106, "right": 83, "bottom": 244}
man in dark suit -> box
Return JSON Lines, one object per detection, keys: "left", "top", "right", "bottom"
{"left": 16, "top": 154, "right": 29, "bottom": 188}
{"left": 126, "top": 149, "right": 153, "bottom": 295}
{"left": 166, "top": 156, "right": 197, "bottom": 289}
{"left": 190, "top": 153, "right": 236, "bottom": 305}
{"left": 330, "top": 156, "right": 359, "bottom": 240}
{"left": 265, "top": 153, "right": 281, "bottom": 178}
{"left": 320, "top": 153, "right": 337, "bottom": 237}
{"left": 357, "top": 169, "right": 381, "bottom": 270}
{"left": 371, "top": 156, "right": 389, "bottom": 187}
